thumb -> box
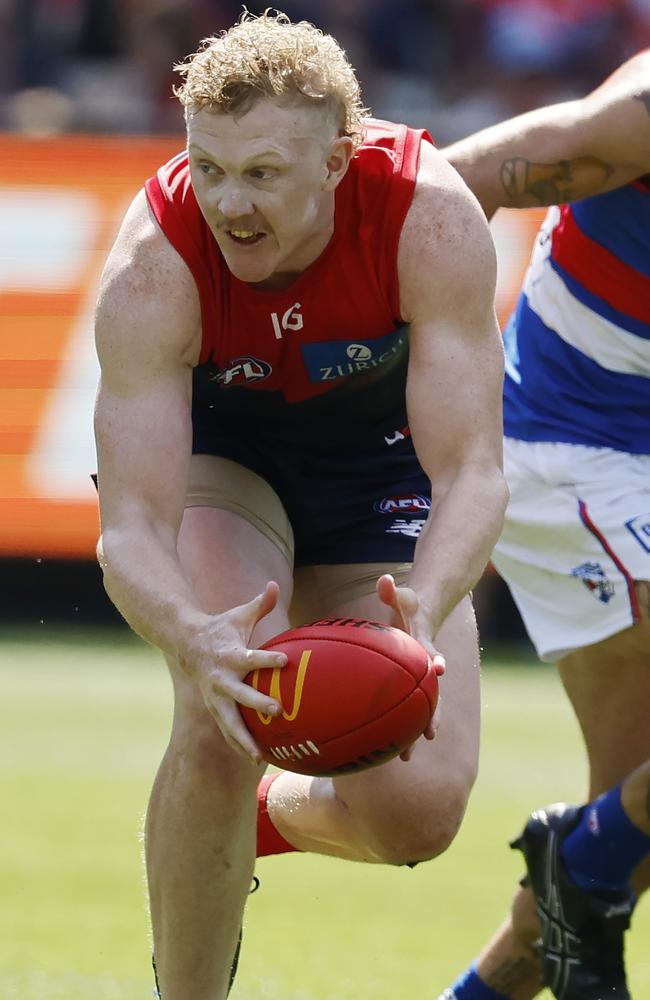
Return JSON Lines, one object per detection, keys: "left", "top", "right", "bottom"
{"left": 243, "top": 580, "right": 280, "bottom": 632}
{"left": 377, "top": 574, "right": 419, "bottom": 628}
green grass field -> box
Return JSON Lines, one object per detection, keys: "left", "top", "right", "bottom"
{"left": 1, "top": 629, "right": 648, "bottom": 1000}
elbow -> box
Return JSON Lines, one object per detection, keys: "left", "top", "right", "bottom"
{"left": 96, "top": 531, "right": 118, "bottom": 603}
{"left": 96, "top": 527, "right": 134, "bottom": 606}
{"left": 496, "top": 467, "right": 510, "bottom": 514}
{"left": 490, "top": 466, "right": 510, "bottom": 535}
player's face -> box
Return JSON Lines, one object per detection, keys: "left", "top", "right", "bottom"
{"left": 187, "top": 99, "right": 352, "bottom": 287}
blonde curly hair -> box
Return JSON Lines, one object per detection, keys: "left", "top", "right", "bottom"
{"left": 174, "top": 8, "right": 368, "bottom": 149}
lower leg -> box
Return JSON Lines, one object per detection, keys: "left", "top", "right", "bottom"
{"left": 146, "top": 731, "right": 261, "bottom": 1000}
{"left": 620, "top": 758, "right": 650, "bottom": 834}
{"left": 559, "top": 760, "right": 650, "bottom": 892}
{"left": 441, "top": 887, "right": 542, "bottom": 1000}
{"left": 263, "top": 768, "right": 376, "bottom": 860}
{"left": 473, "top": 913, "right": 542, "bottom": 999}
{"left": 555, "top": 627, "right": 650, "bottom": 895}
{"left": 444, "top": 597, "right": 650, "bottom": 1000}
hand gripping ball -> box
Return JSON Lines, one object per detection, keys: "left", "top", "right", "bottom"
{"left": 239, "top": 617, "right": 439, "bottom": 776}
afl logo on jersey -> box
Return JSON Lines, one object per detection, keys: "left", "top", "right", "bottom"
{"left": 374, "top": 495, "right": 431, "bottom": 514}
{"left": 213, "top": 357, "right": 272, "bottom": 386}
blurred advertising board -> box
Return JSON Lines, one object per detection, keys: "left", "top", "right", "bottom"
{"left": 0, "top": 134, "right": 544, "bottom": 560}
{"left": 1, "top": 134, "right": 180, "bottom": 559}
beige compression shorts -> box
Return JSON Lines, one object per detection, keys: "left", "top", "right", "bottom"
{"left": 186, "top": 454, "right": 413, "bottom": 623}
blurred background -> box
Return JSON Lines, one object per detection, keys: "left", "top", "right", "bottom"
{"left": 2, "top": 0, "right": 649, "bottom": 636}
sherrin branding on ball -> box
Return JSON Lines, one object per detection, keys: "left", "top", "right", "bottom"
{"left": 239, "top": 618, "right": 439, "bottom": 776}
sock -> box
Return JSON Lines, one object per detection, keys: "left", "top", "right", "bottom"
{"left": 561, "top": 784, "right": 650, "bottom": 891}
{"left": 441, "top": 964, "right": 508, "bottom": 1000}
{"left": 256, "top": 772, "right": 299, "bottom": 857}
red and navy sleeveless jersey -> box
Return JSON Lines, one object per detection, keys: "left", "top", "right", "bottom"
{"left": 145, "top": 119, "right": 432, "bottom": 415}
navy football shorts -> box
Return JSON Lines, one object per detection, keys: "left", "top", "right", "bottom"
{"left": 191, "top": 368, "right": 431, "bottom": 568}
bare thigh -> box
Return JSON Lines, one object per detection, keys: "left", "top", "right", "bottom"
{"left": 557, "top": 582, "right": 650, "bottom": 798}
{"left": 178, "top": 506, "right": 293, "bottom": 630}
{"left": 169, "top": 504, "right": 295, "bottom": 727}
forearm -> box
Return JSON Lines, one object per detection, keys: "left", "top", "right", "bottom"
{"left": 98, "top": 523, "right": 209, "bottom": 666}
{"left": 445, "top": 88, "right": 650, "bottom": 215}
{"left": 443, "top": 106, "right": 584, "bottom": 218}
{"left": 409, "top": 464, "right": 508, "bottom": 635}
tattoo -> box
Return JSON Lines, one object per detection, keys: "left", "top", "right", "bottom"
{"left": 485, "top": 955, "right": 540, "bottom": 994}
{"left": 499, "top": 156, "right": 614, "bottom": 206}
{"left": 635, "top": 91, "right": 650, "bottom": 118}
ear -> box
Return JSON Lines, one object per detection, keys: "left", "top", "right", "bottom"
{"left": 322, "top": 135, "right": 355, "bottom": 191}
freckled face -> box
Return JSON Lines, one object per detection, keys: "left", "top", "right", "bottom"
{"left": 187, "top": 99, "right": 346, "bottom": 286}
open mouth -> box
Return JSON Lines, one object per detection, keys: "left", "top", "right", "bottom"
{"left": 228, "top": 229, "right": 265, "bottom": 246}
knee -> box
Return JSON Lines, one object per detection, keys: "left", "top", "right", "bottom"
{"left": 368, "top": 779, "right": 472, "bottom": 866}
{"left": 166, "top": 704, "right": 258, "bottom": 789}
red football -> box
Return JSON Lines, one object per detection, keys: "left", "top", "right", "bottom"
{"left": 239, "top": 618, "right": 439, "bottom": 776}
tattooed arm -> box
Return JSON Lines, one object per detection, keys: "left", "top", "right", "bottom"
{"left": 442, "top": 49, "right": 650, "bottom": 219}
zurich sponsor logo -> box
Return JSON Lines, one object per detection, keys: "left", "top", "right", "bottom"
{"left": 212, "top": 356, "right": 272, "bottom": 386}
{"left": 301, "top": 327, "right": 406, "bottom": 383}
{"left": 625, "top": 514, "right": 650, "bottom": 554}
{"left": 374, "top": 495, "right": 431, "bottom": 515}
{"left": 571, "top": 561, "right": 615, "bottom": 604}
{"left": 346, "top": 343, "right": 373, "bottom": 361}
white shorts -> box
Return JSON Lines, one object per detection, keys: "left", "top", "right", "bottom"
{"left": 492, "top": 439, "right": 650, "bottom": 662}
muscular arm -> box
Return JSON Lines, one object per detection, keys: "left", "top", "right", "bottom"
{"left": 442, "top": 50, "right": 650, "bottom": 218}
{"left": 95, "top": 191, "right": 208, "bottom": 652}
{"left": 398, "top": 143, "right": 508, "bottom": 637}
{"left": 94, "top": 192, "right": 283, "bottom": 750}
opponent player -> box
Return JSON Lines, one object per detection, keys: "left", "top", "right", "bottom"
{"left": 93, "top": 10, "right": 507, "bottom": 1000}
{"left": 437, "top": 49, "right": 650, "bottom": 1000}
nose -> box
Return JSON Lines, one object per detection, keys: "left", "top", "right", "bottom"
{"left": 216, "top": 181, "right": 254, "bottom": 220}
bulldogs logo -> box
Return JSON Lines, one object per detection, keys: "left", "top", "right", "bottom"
{"left": 571, "top": 561, "right": 615, "bottom": 604}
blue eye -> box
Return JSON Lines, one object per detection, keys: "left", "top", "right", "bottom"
{"left": 250, "top": 167, "right": 276, "bottom": 181}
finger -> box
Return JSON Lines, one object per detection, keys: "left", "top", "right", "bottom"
{"left": 432, "top": 653, "right": 446, "bottom": 676}
{"left": 399, "top": 743, "right": 414, "bottom": 762}
{"left": 244, "top": 648, "right": 287, "bottom": 671}
{"left": 234, "top": 681, "right": 282, "bottom": 716}
{"left": 425, "top": 700, "right": 442, "bottom": 740}
{"left": 377, "top": 574, "right": 419, "bottom": 627}
{"left": 210, "top": 696, "right": 266, "bottom": 764}
{"left": 394, "top": 586, "right": 419, "bottom": 620}
{"left": 250, "top": 580, "right": 281, "bottom": 628}
{"left": 376, "top": 573, "right": 397, "bottom": 607}
{"left": 215, "top": 671, "right": 282, "bottom": 717}
{"left": 377, "top": 574, "right": 408, "bottom": 631}
{"left": 229, "top": 581, "right": 281, "bottom": 636}
{"left": 423, "top": 719, "right": 436, "bottom": 741}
